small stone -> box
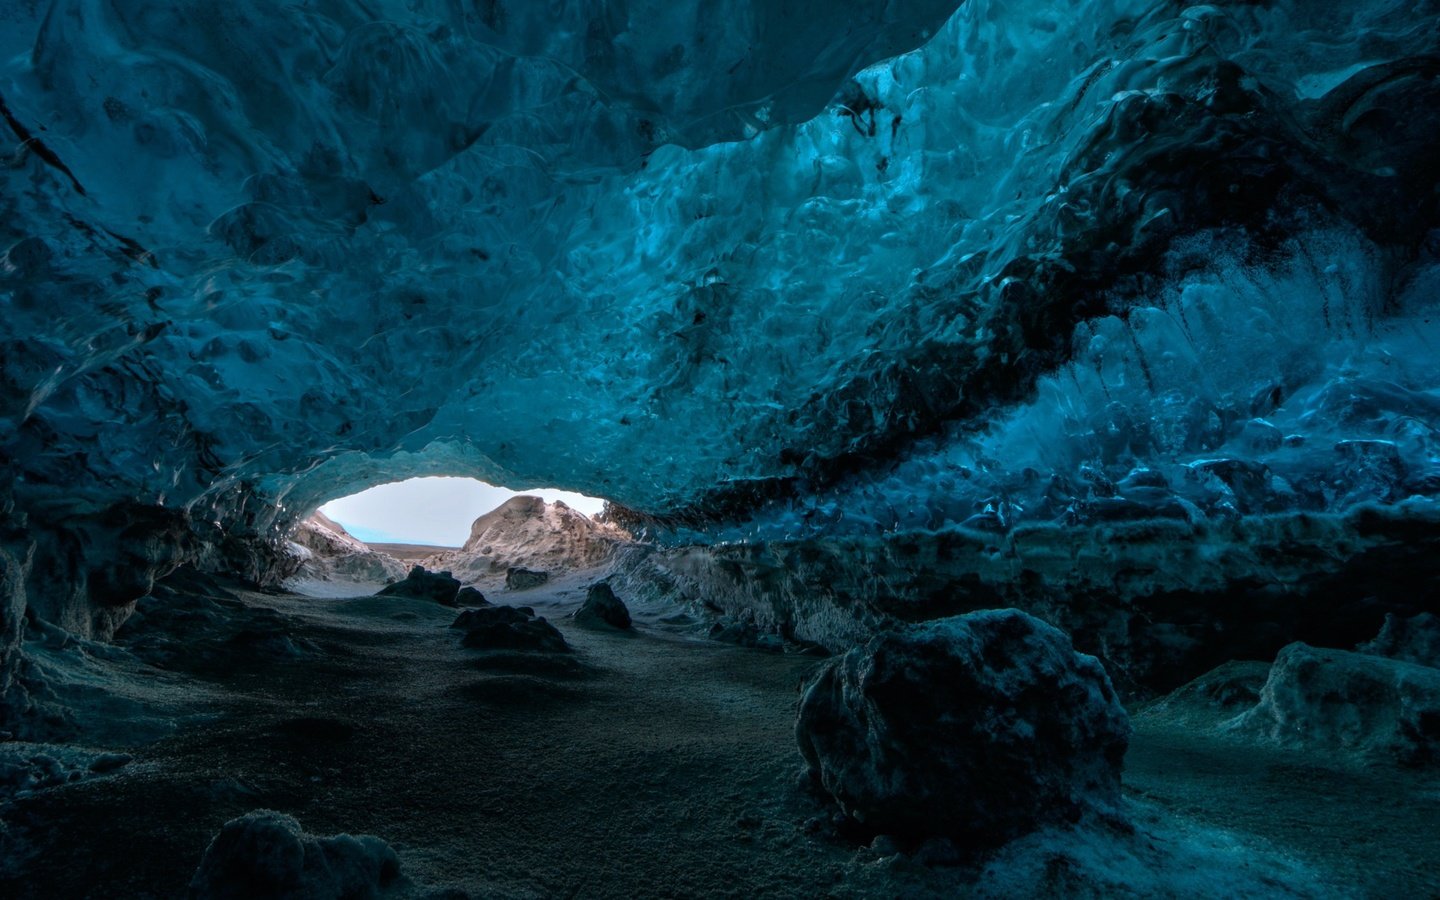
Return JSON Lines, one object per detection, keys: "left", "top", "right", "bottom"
{"left": 88, "top": 752, "right": 133, "bottom": 774}
{"left": 869, "top": 834, "right": 901, "bottom": 855}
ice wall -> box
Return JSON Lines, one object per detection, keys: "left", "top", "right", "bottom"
{"left": 1, "top": 0, "right": 1439, "bottom": 715}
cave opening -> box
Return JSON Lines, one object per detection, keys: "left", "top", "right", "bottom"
{"left": 316, "top": 476, "right": 610, "bottom": 548}
{"left": 286, "top": 475, "right": 626, "bottom": 599}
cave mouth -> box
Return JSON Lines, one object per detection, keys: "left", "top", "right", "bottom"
{"left": 316, "top": 476, "right": 610, "bottom": 548}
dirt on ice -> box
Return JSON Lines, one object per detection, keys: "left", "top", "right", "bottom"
{"left": 1, "top": 568, "right": 1435, "bottom": 898}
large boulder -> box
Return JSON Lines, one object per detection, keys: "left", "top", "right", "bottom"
{"left": 188, "top": 809, "right": 400, "bottom": 899}
{"left": 374, "top": 566, "right": 461, "bottom": 606}
{"left": 796, "top": 609, "right": 1129, "bottom": 847}
{"left": 451, "top": 605, "right": 569, "bottom": 653}
{"left": 571, "top": 582, "right": 632, "bottom": 630}
{"left": 1233, "top": 642, "right": 1440, "bottom": 765}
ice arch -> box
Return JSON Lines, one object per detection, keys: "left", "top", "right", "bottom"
{"left": 1, "top": 0, "right": 1439, "bottom": 721}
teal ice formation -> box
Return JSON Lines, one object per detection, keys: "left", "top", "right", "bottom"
{"left": 2, "top": 0, "right": 1439, "bottom": 715}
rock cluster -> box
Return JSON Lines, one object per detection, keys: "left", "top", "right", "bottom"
{"left": 451, "top": 606, "right": 569, "bottom": 653}
{"left": 375, "top": 566, "right": 485, "bottom": 607}
{"left": 796, "top": 609, "right": 1129, "bottom": 847}
{"left": 188, "top": 809, "right": 400, "bottom": 899}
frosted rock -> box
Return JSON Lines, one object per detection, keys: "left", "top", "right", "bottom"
{"left": 571, "top": 583, "right": 632, "bottom": 631}
{"left": 1233, "top": 642, "right": 1440, "bottom": 766}
{"left": 1358, "top": 613, "right": 1440, "bottom": 669}
{"left": 188, "top": 809, "right": 400, "bottom": 900}
{"left": 796, "top": 609, "right": 1129, "bottom": 847}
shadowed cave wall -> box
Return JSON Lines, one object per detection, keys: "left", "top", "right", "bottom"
{"left": 3, "top": 0, "right": 1440, "bottom": 729}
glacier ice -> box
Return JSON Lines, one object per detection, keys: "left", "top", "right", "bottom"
{"left": 0, "top": 0, "right": 1439, "bottom": 722}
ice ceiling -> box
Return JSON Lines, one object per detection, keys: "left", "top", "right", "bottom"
{"left": 2, "top": 0, "right": 1439, "bottom": 548}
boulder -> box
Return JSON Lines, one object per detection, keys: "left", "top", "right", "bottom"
{"left": 1358, "top": 612, "right": 1440, "bottom": 669}
{"left": 505, "top": 567, "right": 550, "bottom": 590}
{"left": 375, "top": 566, "right": 461, "bottom": 606}
{"left": 451, "top": 605, "right": 569, "bottom": 653}
{"left": 1233, "top": 642, "right": 1440, "bottom": 765}
{"left": 796, "top": 609, "right": 1129, "bottom": 847}
{"left": 571, "top": 582, "right": 632, "bottom": 630}
{"left": 188, "top": 809, "right": 399, "bottom": 899}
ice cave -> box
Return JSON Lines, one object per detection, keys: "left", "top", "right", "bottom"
{"left": 1, "top": 0, "right": 1438, "bottom": 896}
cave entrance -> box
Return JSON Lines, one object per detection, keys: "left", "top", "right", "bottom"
{"left": 291, "top": 476, "right": 617, "bottom": 596}
{"left": 318, "top": 476, "right": 607, "bottom": 551}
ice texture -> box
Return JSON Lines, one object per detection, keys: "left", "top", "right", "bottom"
{"left": 1, "top": 0, "right": 1439, "bottom": 704}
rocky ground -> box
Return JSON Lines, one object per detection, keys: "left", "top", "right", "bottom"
{"left": 0, "top": 568, "right": 1435, "bottom": 898}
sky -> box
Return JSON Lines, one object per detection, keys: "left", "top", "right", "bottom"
{"left": 319, "top": 477, "right": 607, "bottom": 546}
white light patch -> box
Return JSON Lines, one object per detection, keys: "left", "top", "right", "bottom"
{"left": 320, "top": 477, "right": 606, "bottom": 547}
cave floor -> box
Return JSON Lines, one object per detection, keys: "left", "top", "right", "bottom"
{"left": 1, "top": 572, "right": 1436, "bottom": 898}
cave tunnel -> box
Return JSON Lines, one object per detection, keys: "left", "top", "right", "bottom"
{"left": 2, "top": 0, "right": 1440, "bottom": 896}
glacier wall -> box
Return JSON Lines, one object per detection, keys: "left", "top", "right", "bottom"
{"left": 1, "top": 0, "right": 1439, "bottom": 720}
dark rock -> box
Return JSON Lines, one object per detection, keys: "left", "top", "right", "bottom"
{"left": 796, "top": 609, "right": 1129, "bottom": 847}
{"left": 708, "top": 612, "right": 783, "bottom": 652}
{"left": 571, "top": 582, "right": 631, "bottom": 630}
{"left": 1358, "top": 612, "right": 1440, "bottom": 668}
{"left": 1234, "top": 642, "right": 1440, "bottom": 765}
{"left": 188, "top": 809, "right": 400, "bottom": 899}
{"left": 451, "top": 605, "right": 569, "bottom": 653}
{"left": 505, "top": 567, "right": 549, "bottom": 590}
{"left": 455, "top": 586, "right": 489, "bottom": 607}
{"left": 88, "top": 752, "right": 133, "bottom": 774}
{"left": 375, "top": 566, "right": 461, "bottom": 606}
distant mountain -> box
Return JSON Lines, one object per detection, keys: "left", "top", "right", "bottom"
{"left": 287, "top": 512, "right": 408, "bottom": 586}
{"left": 422, "top": 496, "right": 632, "bottom": 581}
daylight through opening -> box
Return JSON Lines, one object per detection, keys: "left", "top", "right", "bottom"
{"left": 318, "top": 477, "right": 609, "bottom": 548}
